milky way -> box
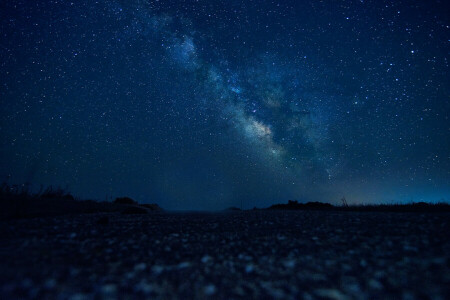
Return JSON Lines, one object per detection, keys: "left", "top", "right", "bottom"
{"left": 0, "top": 0, "right": 449, "bottom": 209}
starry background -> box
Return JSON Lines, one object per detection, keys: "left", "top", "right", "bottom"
{"left": 0, "top": 0, "right": 449, "bottom": 210}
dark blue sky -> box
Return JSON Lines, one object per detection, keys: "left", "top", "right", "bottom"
{"left": 1, "top": 0, "right": 449, "bottom": 209}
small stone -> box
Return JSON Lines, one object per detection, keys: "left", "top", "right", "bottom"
{"left": 268, "top": 288, "right": 285, "bottom": 299}
{"left": 233, "top": 286, "right": 245, "bottom": 296}
{"left": 403, "top": 245, "right": 418, "bottom": 253}
{"left": 315, "top": 288, "right": 350, "bottom": 300}
{"left": 369, "top": 279, "right": 383, "bottom": 290}
{"left": 101, "top": 284, "right": 117, "bottom": 295}
{"left": 69, "top": 267, "right": 80, "bottom": 276}
{"left": 201, "top": 255, "right": 213, "bottom": 263}
{"left": 204, "top": 284, "right": 216, "bottom": 295}
{"left": 177, "top": 262, "right": 191, "bottom": 269}
{"left": 402, "top": 291, "right": 415, "bottom": 300}
{"left": 283, "top": 259, "right": 296, "bottom": 268}
{"left": 136, "top": 281, "right": 154, "bottom": 294}
{"left": 151, "top": 265, "right": 164, "bottom": 275}
{"left": 125, "top": 271, "right": 136, "bottom": 279}
{"left": 44, "top": 278, "right": 56, "bottom": 290}
{"left": 134, "top": 263, "right": 147, "bottom": 272}
{"left": 360, "top": 259, "right": 367, "bottom": 267}
{"left": 21, "top": 278, "right": 33, "bottom": 288}
{"left": 277, "top": 234, "right": 286, "bottom": 240}
{"left": 245, "top": 264, "right": 254, "bottom": 273}
{"left": 69, "top": 293, "right": 89, "bottom": 300}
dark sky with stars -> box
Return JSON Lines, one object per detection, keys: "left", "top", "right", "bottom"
{"left": 1, "top": 0, "right": 449, "bottom": 210}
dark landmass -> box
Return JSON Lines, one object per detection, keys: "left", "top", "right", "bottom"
{"left": 1, "top": 210, "right": 449, "bottom": 299}
{"left": 268, "top": 200, "right": 450, "bottom": 213}
{"left": 0, "top": 184, "right": 162, "bottom": 220}
{"left": 2, "top": 183, "right": 448, "bottom": 221}
{"left": 268, "top": 200, "right": 334, "bottom": 211}
{"left": 226, "top": 207, "right": 243, "bottom": 212}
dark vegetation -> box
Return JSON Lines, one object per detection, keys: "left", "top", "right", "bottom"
{"left": 140, "top": 203, "right": 163, "bottom": 211}
{"left": 114, "top": 197, "right": 137, "bottom": 205}
{"left": 0, "top": 182, "right": 162, "bottom": 220}
{"left": 268, "top": 200, "right": 450, "bottom": 212}
{"left": 226, "top": 206, "right": 242, "bottom": 211}
{"left": 1, "top": 181, "right": 448, "bottom": 220}
{"left": 269, "top": 200, "right": 333, "bottom": 210}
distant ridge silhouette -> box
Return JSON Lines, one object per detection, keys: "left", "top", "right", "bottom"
{"left": 267, "top": 200, "right": 450, "bottom": 212}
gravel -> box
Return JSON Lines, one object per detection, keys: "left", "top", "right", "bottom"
{"left": 0, "top": 210, "right": 449, "bottom": 299}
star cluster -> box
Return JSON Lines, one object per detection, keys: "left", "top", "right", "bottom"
{"left": 0, "top": 0, "right": 449, "bottom": 209}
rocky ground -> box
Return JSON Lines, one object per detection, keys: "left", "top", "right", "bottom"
{"left": 0, "top": 210, "right": 449, "bottom": 299}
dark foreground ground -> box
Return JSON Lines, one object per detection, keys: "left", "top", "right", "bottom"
{"left": 0, "top": 211, "right": 449, "bottom": 299}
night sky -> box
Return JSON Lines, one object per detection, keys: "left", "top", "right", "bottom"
{"left": 1, "top": 0, "right": 449, "bottom": 210}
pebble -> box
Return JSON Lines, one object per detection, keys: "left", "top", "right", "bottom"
{"left": 277, "top": 234, "right": 286, "bottom": 240}
{"left": 201, "top": 255, "right": 213, "bottom": 263}
{"left": 134, "top": 262, "right": 147, "bottom": 271}
{"left": 369, "top": 279, "right": 383, "bottom": 290}
{"left": 101, "top": 284, "right": 117, "bottom": 295}
{"left": 315, "top": 288, "right": 350, "bottom": 300}
{"left": 177, "top": 262, "right": 191, "bottom": 269}
{"left": 204, "top": 284, "right": 217, "bottom": 295}
{"left": 136, "top": 281, "right": 154, "bottom": 294}
{"left": 21, "top": 278, "right": 33, "bottom": 289}
{"left": 283, "top": 259, "right": 296, "bottom": 268}
{"left": 44, "top": 278, "right": 57, "bottom": 290}
{"left": 69, "top": 293, "right": 89, "bottom": 300}
{"left": 245, "top": 264, "right": 255, "bottom": 273}
{"left": 151, "top": 265, "right": 164, "bottom": 275}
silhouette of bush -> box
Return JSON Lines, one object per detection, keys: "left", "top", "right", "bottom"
{"left": 114, "top": 197, "right": 137, "bottom": 205}
{"left": 0, "top": 182, "right": 99, "bottom": 218}
{"left": 39, "top": 185, "right": 74, "bottom": 200}
{"left": 267, "top": 200, "right": 450, "bottom": 212}
{"left": 140, "top": 203, "right": 163, "bottom": 211}
{"left": 63, "top": 194, "right": 75, "bottom": 201}
{"left": 304, "top": 202, "right": 333, "bottom": 209}
{"left": 226, "top": 206, "right": 242, "bottom": 211}
{"left": 0, "top": 181, "right": 166, "bottom": 219}
{"left": 121, "top": 206, "right": 148, "bottom": 214}
{"left": 288, "top": 200, "right": 298, "bottom": 205}
{"left": 269, "top": 200, "right": 333, "bottom": 210}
